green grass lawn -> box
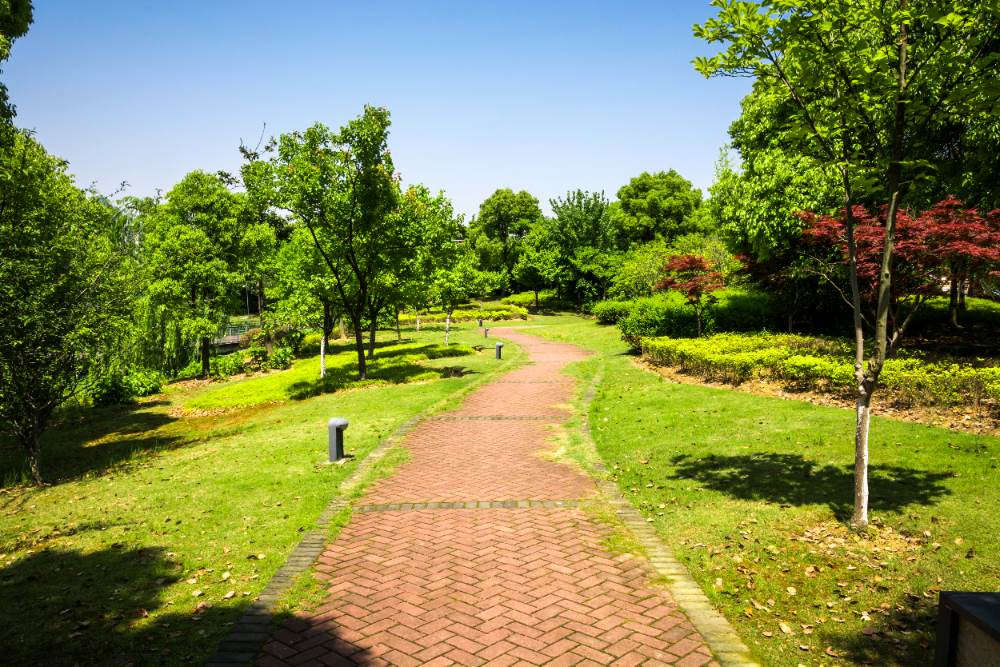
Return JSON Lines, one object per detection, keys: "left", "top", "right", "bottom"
{"left": 525, "top": 315, "right": 1000, "bottom": 667}
{"left": 0, "top": 322, "right": 521, "bottom": 666}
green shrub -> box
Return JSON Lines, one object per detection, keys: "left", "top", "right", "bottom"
{"left": 399, "top": 304, "right": 528, "bottom": 324}
{"left": 616, "top": 289, "right": 779, "bottom": 348}
{"left": 266, "top": 346, "right": 294, "bottom": 370}
{"left": 300, "top": 332, "right": 324, "bottom": 356}
{"left": 213, "top": 352, "right": 246, "bottom": 377}
{"left": 642, "top": 331, "right": 1000, "bottom": 409}
{"left": 85, "top": 367, "right": 165, "bottom": 406}
{"left": 501, "top": 290, "right": 567, "bottom": 310}
{"left": 592, "top": 300, "right": 635, "bottom": 325}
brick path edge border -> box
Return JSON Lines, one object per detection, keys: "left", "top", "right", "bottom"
{"left": 205, "top": 347, "right": 525, "bottom": 666}
{"left": 577, "top": 359, "right": 761, "bottom": 667}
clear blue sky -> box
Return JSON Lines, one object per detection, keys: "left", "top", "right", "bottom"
{"left": 6, "top": 1, "right": 750, "bottom": 218}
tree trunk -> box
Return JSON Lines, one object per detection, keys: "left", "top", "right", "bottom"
{"left": 338, "top": 317, "right": 346, "bottom": 340}
{"left": 949, "top": 273, "right": 961, "bottom": 328}
{"left": 200, "top": 337, "right": 211, "bottom": 377}
{"left": 416, "top": 313, "right": 421, "bottom": 332}
{"left": 320, "top": 302, "right": 332, "bottom": 379}
{"left": 534, "top": 290, "right": 539, "bottom": 309}
{"left": 852, "top": 390, "right": 873, "bottom": 529}
{"left": 367, "top": 318, "right": 377, "bottom": 360}
{"left": 352, "top": 317, "right": 367, "bottom": 380}
{"left": 319, "top": 332, "right": 327, "bottom": 379}
{"left": 18, "top": 425, "right": 44, "bottom": 485}
{"left": 395, "top": 309, "right": 401, "bottom": 341}
{"left": 959, "top": 276, "right": 967, "bottom": 312}
{"left": 445, "top": 311, "right": 452, "bottom": 346}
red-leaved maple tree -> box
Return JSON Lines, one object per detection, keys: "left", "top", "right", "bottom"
{"left": 800, "top": 197, "right": 1000, "bottom": 332}
{"left": 655, "top": 254, "right": 724, "bottom": 336}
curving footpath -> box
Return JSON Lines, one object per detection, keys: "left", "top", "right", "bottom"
{"left": 259, "top": 329, "right": 723, "bottom": 666}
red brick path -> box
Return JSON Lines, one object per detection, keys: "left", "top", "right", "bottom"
{"left": 261, "top": 329, "right": 718, "bottom": 666}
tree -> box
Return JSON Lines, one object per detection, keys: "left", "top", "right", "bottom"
{"left": 271, "top": 106, "right": 400, "bottom": 380}
{"left": 548, "top": 190, "right": 618, "bottom": 307}
{"left": 269, "top": 227, "right": 340, "bottom": 378}
{"left": 655, "top": 255, "right": 724, "bottom": 336}
{"left": 513, "top": 221, "right": 563, "bottom": 308}
{"left": 469, "top": 188, "right": 542, "bottom": 293}
{"left": 801, "top": 199, "right": 1000, "bottom": 329}
{"left": 141, "top": 171, "right": 243, "bottom": 377}
{"left": 613, "top": 170, "right": 702, "bottom": 246}
{"left": 433, "top": 244, "right": 497, "bottom": 345}
{"left": 0, "top": 0, "right": 32, "bottom": 125}
{"left": 389, "top": 185, "right": 463, "bottom": 335}
{"left": 696, "top": 0, "right": 1000, "bottom": 529}
{"left": 0, "top": 131, "right": 133, "bottom": 483}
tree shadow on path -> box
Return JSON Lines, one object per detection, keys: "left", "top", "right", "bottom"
{"left": 670, "top": 453, "right": 952, "bottom": 520}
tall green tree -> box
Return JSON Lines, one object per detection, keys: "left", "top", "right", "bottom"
{"left": 696, "top": 0, "right": 1000, "bottom": 529}
{"left": 0, "top": 132, "right": 133, "bottom": 483}
{"left": 0, "top": 0, "right": 32, "bottom": 125}
{"left": 469, "top": 188, "right": 542, "bottom": 293}
{"left": 141, "top": 171, "right": 243, "bottom": 377}
{"left": 613, "top": 170, "right": 702, "bottom": 245}
{"left": 269, "top": 227, "right": 340, "bottom": 378}
{"left": 548, "top": 190, "right": 618, "bottom": 306}
{"left": 271, "top": 106, "right": 400, "bottom": 380}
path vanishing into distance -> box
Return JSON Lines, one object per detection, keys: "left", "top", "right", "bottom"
{"left": 259, "top": 330, "right": 723, "bottom": 667}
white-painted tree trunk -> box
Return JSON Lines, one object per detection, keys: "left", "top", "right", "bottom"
{"left": 338, "top": 317, "right": 345, "bottom": 340}
{"left": 445, "top": 313, "right": 451, "bottom": 346}
{"left": 319, "top": 333, "right": 327, "bottom": 379}
{"left": 416, "top": 314, "right": 421, "bottom": 332}
{"left": 852, "top": 394, "right": 871, "bottom": 528}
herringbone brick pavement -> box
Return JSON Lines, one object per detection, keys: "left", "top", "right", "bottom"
{"left": 260, "top": 329, "right": 718, "bottom": 666}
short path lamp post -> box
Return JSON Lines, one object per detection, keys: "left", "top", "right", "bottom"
{"left": 484, "top": 327, "right": 489, "bottom": 338}
{"left": 328, "top": 418, "right": 349, "bottom": 463}
{"left": 495, "top": 342, "right": 503, "bottom": 359}
{"left": 477, "top": 317, "right": 483, "bottom": 327}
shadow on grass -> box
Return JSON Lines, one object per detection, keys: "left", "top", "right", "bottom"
{"left": 287, "top": 344, "right": 476, "bottom": 401}
{"left": 0, "top": 544, "right": 373, "bottom": 665}
{"left": 0, "top": 402, "right": 181, "bottom": 489}
{"left": 824, "top": 592, "right": 938, "bottom": 667}
{"left": 670, "top": 453, "right": 952, "bottom": 520}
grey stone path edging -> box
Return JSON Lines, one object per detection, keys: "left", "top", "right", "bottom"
{"left": 578, "top": 361, "right": 760, "bottom": 667}
{"left": 206, "top": 353, "right": 517, "bottom": 666}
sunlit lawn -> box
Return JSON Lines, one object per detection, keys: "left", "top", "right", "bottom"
{"left": 0, "top": 321, "right": 521, "bottom": 666}
{"left": 526, "top": 315, "right": 1000, "bottom": 667}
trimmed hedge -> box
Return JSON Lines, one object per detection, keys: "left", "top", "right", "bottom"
{"left": 399, "top": 304, "right": 528, "bottom": 324}
{"left": 643, "top": 332, "right": 1000, "bottom": 408}
{"left": 604, "top": 289, "right": 779, "bottom": 347}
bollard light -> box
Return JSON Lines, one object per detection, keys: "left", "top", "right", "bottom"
{"left": 495, "top": 342, "right": 503, "bottom": 359}
{"left": 328, "top": 417, "right": 349, "bottom": 462}
{"left": 484, "top": 327, "right": 489, "bottom": 338}
{"left": 477, "top": 318, "right": 483, "bottom": 327}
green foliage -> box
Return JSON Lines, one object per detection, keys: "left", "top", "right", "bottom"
{"left": 469, "top": 188, "right": 542, "bottom": 290}
{"left": 0, "top": 0, "right": 32, "bottom": 123}
{"left": 613, "top": 170, "right": 703, "bottom": 245}
{"left": 267, "top": 346, "right": 294, "bottom": 370}
{"left": 501, "top": 290, "right": 564, "bottom": 310}
{"left": 84, "top": 367, "right": 165, "bottom": 407}
{"left": 592, "top": 300, "right": 635, "bottom": 325}
{"left": 399, "top": 303, "right": 527, "bottom": 324}
{"left": 613, "top": 289, "right": 778, "bottom": 347}
{"left": 644, "top": 332, "right": 1000, "bottom": 408}
{"left": 0, "top": 131, "right": 134, "bottom": 482}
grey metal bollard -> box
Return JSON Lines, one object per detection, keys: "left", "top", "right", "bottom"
{"left": 477, "top": 318, "right": 483, "bottom": 327}
{"left": 495, "top": 342, "right": 503, "bottom": 359}
{"left": 328, "top": 417, "right": 349, "bottom": 462}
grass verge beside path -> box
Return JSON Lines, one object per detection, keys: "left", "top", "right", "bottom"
{"left": 0, "top": 323, "right": 522, "bottom": 666}
{"left": 523, "top": 314, "right": 1000, "bottom": 667}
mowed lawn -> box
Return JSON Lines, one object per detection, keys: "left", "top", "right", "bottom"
{"left": 526, "top": 315, "right": 1000, "bottom": 667}
{"left": 0, "top": 322, "right": 521, "bottom": 665}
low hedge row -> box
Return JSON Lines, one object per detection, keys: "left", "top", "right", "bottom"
{"left": 643, "top": 333, "right": 1000, "bottom": 407}
{"left": 594, "top": 290, "right": 779, "bottom": 346}
{"left": 399, "top": 305, "right": 528, "bottom": 324}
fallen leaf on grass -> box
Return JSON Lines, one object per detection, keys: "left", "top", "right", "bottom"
{"left": 825, "top": 646, "right": 842, "bottom": 657}
{"left": 862, "top": 626, "right": 877, "bottom": 636}
{"left": 779, "top": 622, "right": 794, "bottom": 635}
{"left": 223, "top": 590, "right": 235, "bottom": 600}
{"left": 787, "top": 586, "right": 797, "bottom": 596}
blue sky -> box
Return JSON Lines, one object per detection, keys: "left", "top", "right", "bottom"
{"left": 6, "top": 1, "right": 750, "bottom": 218}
